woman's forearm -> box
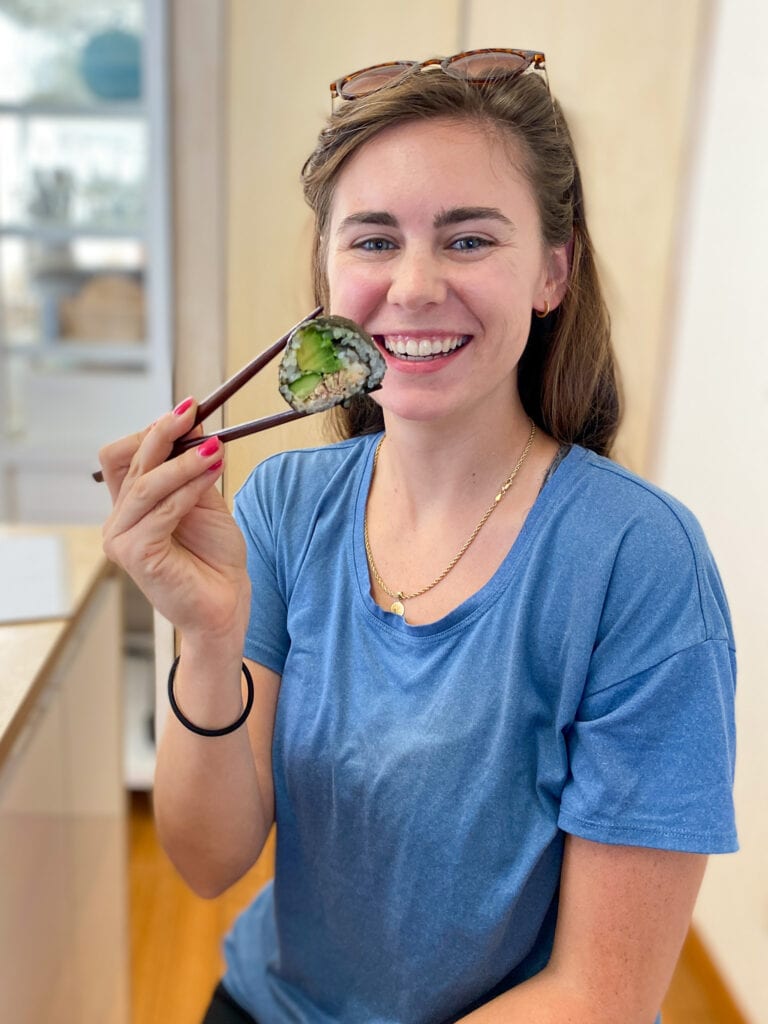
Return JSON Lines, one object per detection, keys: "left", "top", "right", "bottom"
{"left": 153, "top": 639, "right": 275, "bottom": 898}
{"left": 458, "top": 969, "right": 612, "bottom": 1024}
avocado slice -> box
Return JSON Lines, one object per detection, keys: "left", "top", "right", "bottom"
{"left": 295, "top": 326, "right": 343, "bottom": 375}
{"left": 288, "top": 372, "right": 323, "bottom": 399}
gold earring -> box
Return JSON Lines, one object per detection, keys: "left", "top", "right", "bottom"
{"left": 535, "top": 301, "right": 550, "bottom": 319}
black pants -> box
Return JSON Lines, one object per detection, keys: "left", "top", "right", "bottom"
{"left": 201, "top": 982, "right": 259, "bottom": 1024}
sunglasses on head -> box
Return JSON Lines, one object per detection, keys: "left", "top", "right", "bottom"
{"left": 330, "top": 48, "right": 547, "bottom": 103}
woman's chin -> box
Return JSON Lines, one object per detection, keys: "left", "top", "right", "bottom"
{"left": 374, "top": 387, "right": 470, "bottom": 426}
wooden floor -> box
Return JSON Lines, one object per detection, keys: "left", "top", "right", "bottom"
{"left": 129, "top": 791, "right": 273, "bottom": 1023}
{"left": 128, "top": 792, "right": 745, "bottom": 1024}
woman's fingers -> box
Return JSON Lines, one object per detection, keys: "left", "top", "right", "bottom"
{"left": 127, "top": 398, "right": 200, "bottom": 481}
{"left": 97, "top": 397, "right": 244, "bottom": 636}
{"left": 98, "top": 426, "right": 152, "bottom": 503}
{"left": 98, "top": 397, "right": 201, "bottom": 503}
{"left": 104, "top": 435, "right": 224, "bottom": 547}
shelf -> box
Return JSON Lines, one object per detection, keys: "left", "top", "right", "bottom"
{"left": 0, "top": 434, "right": 115, "bottom": 467}
{"left": 2, "top": 340, "right": 149, "bottom": 368}
{"left": 0, "top": 0, "right": 173, "bottom": 528}
{"left": 0, "top": 223, "right": 144, "bottom": 242}
{"left": 0, "top": 100, "right": 146, "bottom": 120}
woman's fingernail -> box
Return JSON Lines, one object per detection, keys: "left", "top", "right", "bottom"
{"left": 173, "top": 396, "right": 194, "bottom": 416}
{"left": 197, "top": 437, "right": 221, "bottom": 458}
{"left": 207, "top": 459, "right": 223, "bottom": 473}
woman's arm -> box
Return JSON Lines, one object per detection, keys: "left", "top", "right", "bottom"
{"left": 459, "top": 834, "right": 707, "bottom": 1023}
{"left": 153, "top": 652, "right": 279, "bottom": 899}
{"left": 99, "top": 403, "right": 279, "bottom": 897}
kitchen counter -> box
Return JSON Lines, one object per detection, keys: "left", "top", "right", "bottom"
{"left": 0, "top": 523, "right": 129, "bottom": 1023}
{"left": 0, "top": 524, "right": 113, "bottom": 764}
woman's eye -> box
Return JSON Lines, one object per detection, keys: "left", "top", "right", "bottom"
{"left": 450, "top": 236, "right": 493, "bottom": 252}
{"left": 355, "top": 237, "right": 396, "bottom": 252}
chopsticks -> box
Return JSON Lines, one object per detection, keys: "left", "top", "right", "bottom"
{"left": 92, "top": 306, "right": 322, "bottom": 482}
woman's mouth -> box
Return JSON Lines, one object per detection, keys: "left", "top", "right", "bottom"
{"left": 374, "top": 334, "right": 471, "bottom": 361}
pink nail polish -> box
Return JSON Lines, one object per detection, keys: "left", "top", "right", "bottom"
{"left": 207, "top": 459, "right": 223, "bottom": 473}
{"left": 197, "top": 437, "right": 221, "bottom": 458}
{"left": 173, "top": 397, "right": 194, "bottom": 416}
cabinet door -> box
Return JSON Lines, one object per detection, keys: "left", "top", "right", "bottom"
{"left": 0, "top": 682, "right": 74, "bottom": 1023}
{"left": 0, "top": 576, "right": 129, "bottom": 1024}
{"left": 59, "top": 575, "right": 130, "bottom": 1024}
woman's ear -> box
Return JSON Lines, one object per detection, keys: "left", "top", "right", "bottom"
{"left": 540, "top": 243, "right": 570, "bottom": 312}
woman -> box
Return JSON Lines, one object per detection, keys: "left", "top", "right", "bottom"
{"left": 100, "top": 51, "right": 737, "bottom": 1024}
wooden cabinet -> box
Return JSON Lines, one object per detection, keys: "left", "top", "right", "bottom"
{"left": 0, "top": 541, "right": 129, "bottom": 1023}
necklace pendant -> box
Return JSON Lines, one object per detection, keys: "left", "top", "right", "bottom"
{"left": 390, "top": 599, "right": 405, "bottom": 617}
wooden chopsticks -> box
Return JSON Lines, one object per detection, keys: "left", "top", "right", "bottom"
{"left": 92, "top": 306, "right": 322, "bottom": 482}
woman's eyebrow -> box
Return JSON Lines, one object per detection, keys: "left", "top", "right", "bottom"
{"left": 434, "top": 206, "right": 514, "bottom": 228}
{"left": 336, "top": 211, "right": 399, "bottom": 233}
{"left": 335, "top": 207, "right": 514, "bottom": 234}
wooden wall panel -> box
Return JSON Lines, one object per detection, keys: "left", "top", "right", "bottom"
{"left": 465, "top": 0, "right": 712, "bottom": 472}
{"left": 170, "top": 0, "right": 228, "bottom": 420}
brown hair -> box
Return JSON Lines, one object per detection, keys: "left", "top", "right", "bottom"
{"left": 301, "top": 67, "right": 622, "bottom": 456}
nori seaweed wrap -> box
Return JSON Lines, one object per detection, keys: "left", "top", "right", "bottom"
{"left": 278, "top": 315, "right": 386, "bottom": 414}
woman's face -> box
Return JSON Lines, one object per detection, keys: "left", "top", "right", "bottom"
{"left": 325, "top": 116, "right": 567, "bottom": 428}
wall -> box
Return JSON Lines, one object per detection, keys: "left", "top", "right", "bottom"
{"left": 653, "top": 0, "right": 768, "bottom": 1018}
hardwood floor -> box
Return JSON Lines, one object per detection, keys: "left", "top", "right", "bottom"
{"left": 129, "top": 791, "right": 273, "bottom": 1023}
{"left": 128, "top": 792, "right": 744, "bottom": 1024}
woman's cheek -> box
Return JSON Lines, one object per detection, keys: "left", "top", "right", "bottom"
{"left": 328, "top": 263, "right": 388, "bottom": 319}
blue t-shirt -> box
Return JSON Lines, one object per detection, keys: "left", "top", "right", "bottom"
{"left": 225, "top": 436, "right": 737, "bottom": 1024}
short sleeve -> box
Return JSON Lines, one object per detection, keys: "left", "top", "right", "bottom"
{"left": 557, "top": 474, "right": 738, "bottom": 853}
{"left": 233, "top": 470, "right": 290, "bottom": 676}
{"left": 558, "top": 639, "right": 738, "bottom": 853}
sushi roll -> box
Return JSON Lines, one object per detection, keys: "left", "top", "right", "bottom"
{"left": 278, "top": 315, "right": 386, "bottom": 414}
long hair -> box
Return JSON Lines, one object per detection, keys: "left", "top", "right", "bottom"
{"left": 301, "top": 67, "right": 621, "bottom": 456}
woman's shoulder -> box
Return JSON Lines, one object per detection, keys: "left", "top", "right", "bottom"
{"left": 561, "top": 445, "right": 708, "bottom": 543}
{"left": 557, "top": 446, "right": 732, "bottom": 647}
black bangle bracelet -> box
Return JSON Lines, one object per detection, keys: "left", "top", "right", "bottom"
{"left": 167, "top": 655, "right": 254, "bottom": 737}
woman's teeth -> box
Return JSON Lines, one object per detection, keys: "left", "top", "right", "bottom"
{"left": 380, "top": 335, "right": 469, "bottom": 359}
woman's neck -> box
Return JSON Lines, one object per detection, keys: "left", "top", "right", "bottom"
{"left": 376, "top": 405, "right": 541, "bottom": 521}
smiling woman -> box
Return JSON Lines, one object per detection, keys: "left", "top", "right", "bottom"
{"left": 304, "top": 67, "right": 619, "bottom": 457}
{"left": 98, "top": 45, "right": 738, "bottom": 1024}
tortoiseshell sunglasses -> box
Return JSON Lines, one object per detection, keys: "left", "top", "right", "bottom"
{"left": 330, "top": 48, "right": 547, "bottom": 103}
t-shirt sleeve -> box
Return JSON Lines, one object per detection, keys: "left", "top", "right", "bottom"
{"left": 558, "top": 639, "right": 738, "bottom": 852}
{"left": 558, "top": 485, "right": 738, "bottom": 854}
{"left": 233, "top": 467, "right": 290, "bottom": 676}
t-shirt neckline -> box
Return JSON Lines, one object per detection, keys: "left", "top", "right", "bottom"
{"left": 351, "top": 433, "right": 583, "bottom": 638}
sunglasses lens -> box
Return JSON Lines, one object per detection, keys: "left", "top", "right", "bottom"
{"left": 338, "top": 62, "right": 414, "bottom": 99}
{"left": 447, "top": 50, "right": 530, "bottom": 81}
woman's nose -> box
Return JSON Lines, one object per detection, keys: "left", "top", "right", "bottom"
{"left": 386, "top": 248, "right": 447, "bottom": 310}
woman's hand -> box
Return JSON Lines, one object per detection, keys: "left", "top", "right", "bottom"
{"left": 99, "top": 398, "right": 251, "bottom": 643}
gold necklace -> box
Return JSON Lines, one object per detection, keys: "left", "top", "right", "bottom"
{"left": 364, "top": 420, "right": 536, "bottom": 619}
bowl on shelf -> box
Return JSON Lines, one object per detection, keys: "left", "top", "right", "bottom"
{"left": 79, "top": 29, "right": 142, "bottom": 102}
{"left": 59, "top": 272, "right": 146, "bottom": 343}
